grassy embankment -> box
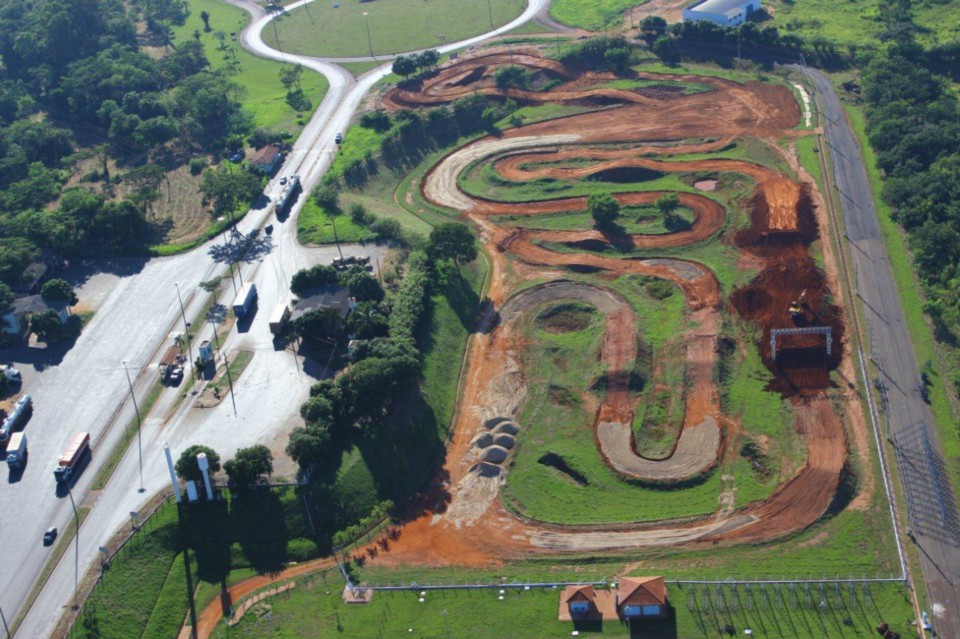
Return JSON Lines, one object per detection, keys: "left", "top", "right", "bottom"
{"left": 150, "top": 0, "right": 330, "bottom": 255}
{"left": 69, "top": 490, "right": 320, "bottom": 639}
{"left": 548, "top": 0, "right": 645, "bottom": 31}
{"left": 766, "top": 0, "right": 960, "bottom": 48}
{"left": 264, "top": 0, "right": 525, "bottom": 58}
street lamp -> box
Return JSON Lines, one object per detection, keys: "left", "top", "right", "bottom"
{"left": 122, "top": 360, "right": 145, "bottom": 492}
{"left": 174, "top": 282, "right": 194, "bottom": 375}
{"left": 363, "top": 12, "right": 378, "bottom": 65}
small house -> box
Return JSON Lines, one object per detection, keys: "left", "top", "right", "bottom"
{"left": 562, "top": 585, "right": 597, "bottom": 617}
{"left": 249, "top": 145, "right": 283, "bottom": 174}
{"left": 616, "top": 576, "right": 668, "bottom": 619}
{"left": 290, "top": 285, "right": 355, "bottom": 323}
{"left": 3, "top": 295, "right": 70, "bottom": 336}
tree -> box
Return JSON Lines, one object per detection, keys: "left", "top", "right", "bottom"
{"left": 346, "top": 301, "right": 389, "bottom": 339}
{"left": 41, "top": 278, "right": 78, "bottom": 305}
{"left": 341, "top": 269, "right": 384, "bottom": 302}
{"left": 279, "top": 65, "right": 304, "bottom": 94}
{"left": 175, "top": 445, "right": 221, "bottom": 483}
{"left": 293, "top": 307, "right": 341, "bottom": 343}
{"left": 493, "top": 65, "right": 530, "bottom": 90}
{"left": 29, "top": 309, "right": 64, "bottom": 341}
{"left": 0, "top": 282, "right": 14, "bottom": 313}
{"left": 588, "top": 193, "right": 620, "bottom": 227}
{"left": 200, "top": 167, "right": 262, "bottom": 215}
{"left": 224, "top": 445, "right": 273, "bottom": 487}
{"left": 428, "top": 223, "right": 477, "bottom": 265}
{"left": 200, "top": 10, "right": 211, "bottom": 32}
{"left": 391, "top": 55, "right": 417, "bottom": 78}
{"left": 416, "top": 49, "right": 440, "bottom": 71}
{"left": 652, "top": 36, "right": 681, "bottom": 65}
{"left": 656, "top": 193, "right": 680, "bottom": 214}
{"left": 291, "top": 264, "right": 339, "bottom": 295}
{"left": 359, "top": 110, "right": 391, "bottom": 132}
{"left": 313, "top": 184, "right": 340, "bottom": 212}
{"left": 286, "top": 425, "right": 331, "bottom": 467}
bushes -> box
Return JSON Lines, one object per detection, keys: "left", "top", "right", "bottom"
{"left": 389, "top": 250, "right": 431, "bottom": 340}
{"left": 285, "top": 537, "right": 320, "bottom": 562}
{"left": 560, "top": 36, "right": 633, "bottom": 72}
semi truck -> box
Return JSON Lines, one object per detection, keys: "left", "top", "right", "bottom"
{"left": 54, "top": 432, "right": 90, "bottom": 483}
{"left": 233, "top": 283, "right": 257, "bottom": 318}
{"left": 275, "top": 175, "right": 301, "bottom": 216}
{"left": 0, "top": 394, "right": 32, "bottom": 444}
{"left": 6, "top": 432, "right": 26, "bottom": 470}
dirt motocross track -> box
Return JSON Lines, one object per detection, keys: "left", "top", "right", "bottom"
{"left": 368, "top": 53, "right": 851, "bottom": 564}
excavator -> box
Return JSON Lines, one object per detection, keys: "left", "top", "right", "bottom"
{"left": 788, "top": 289, "right": 810, "bottom": 325}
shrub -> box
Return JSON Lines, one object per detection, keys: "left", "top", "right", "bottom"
{"left": 286, "top": 537, "right": 320, "bottom": 562}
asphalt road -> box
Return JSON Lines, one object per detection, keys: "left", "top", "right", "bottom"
{"left": 806, "top": 68, "right": 960, "bottom": 638}
{"left": 3, "top": 1, "right": 549, "bottom": 637}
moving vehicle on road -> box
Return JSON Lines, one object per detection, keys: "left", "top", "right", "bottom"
{"left": 335, "top": 132, "right": 343, "bottom": 144}
{"left": 0, "top": 394, "right": 32, "bottom": 444}
{"left": 159, "top": 345, "right": 184, "bottom": 384}
{"left": 6, "top": 432, "right": 27, "bottom": 470}
{"left": 279, "top": 177, "right": 287, "bottom": 185}
{"left": 54, "top": 432, "right": 90, "bottom": 484}
{"left": 265, "top": 224, "right": 274, "bottom": 235}
{"left": 275, "top": 175, "right": 301, "bottom": 217}
{"left": 42, "top": 527, "right": 57, "bottom": 545}
{"left": 233, "top": 283, "right": 258, "bottom": 318}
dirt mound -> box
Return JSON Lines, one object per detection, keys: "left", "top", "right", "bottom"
{"left": 536, "top": 302, "right": 597, "bottom": 333}
{"left": 734, "top": 185, "right": 818, "bottom": 258}
{"left": 730, "top": 256, "right": 844, "bottom": 394}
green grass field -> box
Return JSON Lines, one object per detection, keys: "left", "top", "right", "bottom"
{"left": 171, "top": 0, "right": 329, "bottom": 134}
{"left": 549, "top": 0, "right": 645, "bottom": 30}
{"left": 297, "top": 196, "right": 378, "bottom": 244}
{"left": 220, "top": 570, "right": 916, "bottom": 638}
{"left": 767, "top": 0, "right": 960, "bottom": 48}
{"left": 264, "top": 0, "right": 525, "bottom": 58}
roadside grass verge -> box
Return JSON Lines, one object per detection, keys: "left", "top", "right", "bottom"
{"left": 91, "top": 380, "right": 164, "bottom": 491}
{"left": 297, "top": 197, "right": 377, "bottom": 245}
{"left": 264, "top": 0, "right": 525, "bottom": 58}
{"left": 171, "top": 0, "right": 329, "bottom": 134}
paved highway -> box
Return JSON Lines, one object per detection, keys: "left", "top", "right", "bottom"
{"left": 807, "top": 68, "right": 960, "bottom": 638}
{"left": 4, "top": 1, "right": 548, "bottom": 637}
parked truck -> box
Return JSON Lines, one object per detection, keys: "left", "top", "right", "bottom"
{"left": 54, "top": 432, "right": 90, "bottom": 483}
{"left": 233, "top": 283, "right": 258, "bottom": 318}
{"left": 0, "top": 394, "right": 32, "bottom": 444}
{"left": 6, "top": 432, "right": 26, "bottom": 470}
{"left": 269, "top": 301, "right": 291, "bottom": 335}
{"left": 159, "top": 345, "right": 184, "bottom": 383}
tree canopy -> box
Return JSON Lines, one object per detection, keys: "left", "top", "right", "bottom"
{"left": 224, "top": 445, "right": 273, "bottom": 487}
{"left": 428, "top": 223, "right": 477, "bottom": 265}
{"left": 175, "top": 445, "right": 221, "bottom": 483}
{"left": 588, "top": 193, "right": 620, "bottom": 227}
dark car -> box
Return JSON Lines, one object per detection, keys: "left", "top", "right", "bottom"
{"left": 265, "top": 224, "right": 274, "bottom": 235}
{"left": 279, "top": 177, "right": 288, "bottom": 185}
{"left": 335, "top": 132, "right": 343, "bottom": 144}
{"left": 43, "top": 527, "right": 58, "bottom": 545}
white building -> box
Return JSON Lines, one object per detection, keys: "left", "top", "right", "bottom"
{"left": 682, "top": 0, "right": 761, "bottom": 27}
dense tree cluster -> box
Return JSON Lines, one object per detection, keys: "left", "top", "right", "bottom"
{"left": 859, "top": 0, "right": 960, "bottom": 391}
{"left": 224, "top": 445, "right": 274, "bottom": 488}
{"left": 390, "top": 49, "right": 439, "bottom": 79}
{"left": 559, "top": 36, "right": 633, "bottom": 73}
{"left": 0, "top": 0, "right": 254, "bottom": 289}
{"left": 286, "top": 252, "right": 433, "bottom": 470}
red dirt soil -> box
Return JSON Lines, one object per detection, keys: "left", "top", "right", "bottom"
{"left": 371, "top": 52, "right": 846, "bottom": 564}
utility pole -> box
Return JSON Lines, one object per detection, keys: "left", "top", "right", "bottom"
{"left": 1, "top": 603, "right": 10, "bottom": 639}
{"left": 221, "top": 231, "right": 238, "bottom": 295}
{"left": 174, "top": 282, "right": 194, "bottom": 375}
{"left": 363, "top": 12, "right": 378, "bottom": 66}
{"left": 332, "top": 216, "right": 344, "bottom": 260}
{"left": 122, "top": 360, "right": 145, "bottom": 492}
{"left": 486, "top": 0, "right": 493, "bottom": 29}
{"left": 68, "top": 487, "right": 80, "bottom": 610}
{"left": 222, "top": 352, "right": 237, "bottom": 416}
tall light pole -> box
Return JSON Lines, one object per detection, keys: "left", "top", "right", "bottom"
{"left": 485, "top": 0, "right": 493, "bottom": 29}
{"left": 122, "top": 360, "right": 145, "bottom": 493}
{"left": 67, "top": 487, "right": 80, "bottom": 610}
{"left": 1, "top": 602, "right": 10, "bottom": 639}
{"left": 174, "top": 282, "right": 194, "bottom": 375}
{"left": 363, "top": 12, "right": 378, "bottom": 65}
